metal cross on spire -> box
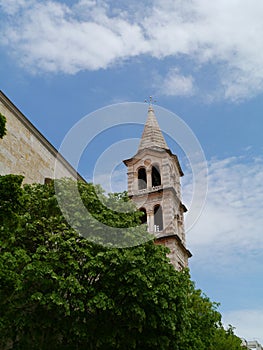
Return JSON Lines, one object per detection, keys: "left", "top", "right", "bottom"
{"left": 144, "top": 96, "right": 156, "bottom": 106}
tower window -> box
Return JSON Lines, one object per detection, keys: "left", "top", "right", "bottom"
{"left": 154, "top": 204, "right": 163, "bottom": 231}
{"left": 152, "top": 164, "right": 161, "bottom": 187}
{"left": 138, "top": 167, "right": 147, "bottom": 190}
{"left": 139, "top": 207, "right": 147, "bottom": 225}
{"left": 44, "top": 177, "right": 53, "bottom": 185}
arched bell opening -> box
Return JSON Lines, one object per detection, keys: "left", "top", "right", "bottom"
{"left": 152, "top": 164, "right": 161, "bottom": 187}
{"left": 138, "top": 167, "right": 147, "bottom": 190}
{"left": 154, "top": 204, "right": 163, "bottom": 232}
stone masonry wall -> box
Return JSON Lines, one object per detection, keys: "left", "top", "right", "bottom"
{"left": 155, "top": 236, "right": 189, "bottom": 270}
{"left": 0, "top": 92, "right": 80, "bottom": 184}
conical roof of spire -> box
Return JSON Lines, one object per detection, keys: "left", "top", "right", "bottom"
{"left": 138, "top": 105, "right": 169, "bottom": 151}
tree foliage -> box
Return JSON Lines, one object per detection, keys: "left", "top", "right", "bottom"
{"left": 0, "top": 113, "right": 6, "bottom": 139}
{"left": 0, "top": 175, "right": 244, "bottom": 349}
{"left": 211, "top": 325, "right": 245, "bottom": 350}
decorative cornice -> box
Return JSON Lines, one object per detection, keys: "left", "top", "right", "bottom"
{"left": 155, "top": 234, "right": 192, "bottom": 258}
{"left": 128, "top": 186, "right": 187, "bottom": 212}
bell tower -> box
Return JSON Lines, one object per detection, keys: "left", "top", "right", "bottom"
{"left": 123, "top": 104, "right": 191, "bottom": 270}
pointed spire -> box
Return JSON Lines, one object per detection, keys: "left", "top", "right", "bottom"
{"left": 138, "top": 105, "right": 169, "bottom": 152}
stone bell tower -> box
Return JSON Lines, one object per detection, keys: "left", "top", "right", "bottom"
{"left": 123, "top": 104, "right": 191, "bottom": 270}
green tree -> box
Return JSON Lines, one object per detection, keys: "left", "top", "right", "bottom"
{"left": 184, "top": 287, "right": 221, "bottom": 349}
{"left": 184, "top": 287, "right": 243, "bottom": 350}
{"left": 211, "top": 325, "right": 244, "bottom": 350}
{"left": 0, "top": 112, "right": 6, "bottom": 139}
{"left": 0, "top": 175, "right": 244, "bottom": 350}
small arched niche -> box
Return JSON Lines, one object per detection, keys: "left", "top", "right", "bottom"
{"left": 139, "top": 207, "right": 147, "bottom": 225}
{"left": 138, "top": 167, "right": 147, "bottom": 190}
{"left": 152, "top": 164, "right": 161, "bottom": 187}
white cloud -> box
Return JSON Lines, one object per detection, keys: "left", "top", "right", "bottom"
{"left": 184, "top": 155, "right": 263, "bottom": 270}
{"left": 0, "top": 0, "right": 32, "bottom": 15}
{"left": 1, "top": 0, "right": 148, "bottom": 73}
{"left": 223, "top": 309, "right": 263, "bottom": 345}
{"left": 145, "top": 0, "right": 263, "bottom": 101}
{"left": 159, "top": 68, "right": 195, "bottom": 96}
{"left": 1, "top": 0, "right": 263, "bottom": 100}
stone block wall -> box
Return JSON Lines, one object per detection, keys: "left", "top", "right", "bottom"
{"left": 155, "top": 236, "right": 190, "bottom": 270}
{"left": 0, "top": 91, "right": 81, "bottom": 184}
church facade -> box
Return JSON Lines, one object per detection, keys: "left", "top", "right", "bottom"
{"left": 124, "top": 105, "right": 191, "bottom": 269}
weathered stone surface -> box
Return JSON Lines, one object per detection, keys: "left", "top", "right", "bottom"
{"left": 0, "top": 91, "right": 81, "bottom": 184}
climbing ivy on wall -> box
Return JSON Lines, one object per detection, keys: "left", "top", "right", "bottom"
{"left": 0, "top": 112, "right": 6, "bottom": 139}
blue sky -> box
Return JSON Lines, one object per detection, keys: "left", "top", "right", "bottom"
{"left": 1, "top": 0, "right": 263, "bottom": 342}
